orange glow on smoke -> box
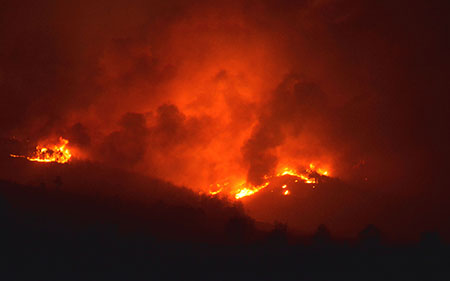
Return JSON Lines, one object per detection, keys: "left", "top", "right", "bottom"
{"left": 10, "top": 137, "right": 72, "bottom": 164}
{"left": 208, "top": 163, "right": 330, "bottom": 199}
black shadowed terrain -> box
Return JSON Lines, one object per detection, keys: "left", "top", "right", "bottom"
{"left": 0, "top": 161, "right": 448, "bottom": 280}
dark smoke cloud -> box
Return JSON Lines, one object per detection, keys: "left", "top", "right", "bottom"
{"left": 99, "top": 113, "right": 149, "bottom": 165}
{"left": 64, "top": 123, "right": 91, "bottom": 148}
{"left": 90, "top": 104, "right": 214, "bottom": 175}
{"left": 243, "top": 74, "right": 329, "bottom": 184}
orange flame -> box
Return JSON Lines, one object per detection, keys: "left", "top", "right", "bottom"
{"left": 234, "top": 182, "right": 269, "bottom": 199}
{"left": 208, "top": 163, "right": 330, "bottom": 199}
{"left": 10, "top": 137, "right": 72, "bottom": 164}
{"left": 276, "top": 165, "right": 326, "bottom": 184}
{"left": 209, "top": 188, "right": 223, "bottom": 195}
{"left": 308, "top": 163, "right": 328, "bottom": 176}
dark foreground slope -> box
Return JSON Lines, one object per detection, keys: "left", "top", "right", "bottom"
{"left": 0, "top": 177, "right": 449, "bottom": 280}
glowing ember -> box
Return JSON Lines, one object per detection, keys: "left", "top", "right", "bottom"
{"left": 283, "top": 190, "right": 290, "bottom": 196}
{"left": 10, "top": 137, "right": 72, "bottom": 164}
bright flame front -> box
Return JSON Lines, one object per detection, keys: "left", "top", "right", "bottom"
{"left": 234, "top": 182, "right": 269, "bottom": 199}
{"left": 10, "top": 137, "right": 72, "bottom": 164}
{"left": 208, "top": 163, "right": 330, "bottom": 199}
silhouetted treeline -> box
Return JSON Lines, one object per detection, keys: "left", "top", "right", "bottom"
{"left": 0, "top": 180, "right": 449, "bottom": 280}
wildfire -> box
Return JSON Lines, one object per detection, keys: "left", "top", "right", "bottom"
{"left": 308, "top": 163, "right": 328, "bottom": 176}
{"left": 234, "top": 182, "right": 269, "bottom": 199}
{"left": 277, "top": 168, "right": 302, "bottom": 177}
{"left": 209, "top": 188, "right": 223, "bottom": 195}
{"left": 208, "top": 163, "right": 330, "bottom": 200}
{"left": 10, "top": 137, "right": 72, "bottom": 164}
{"left": 275, "top": 164, "right": 330, "bottom": 184}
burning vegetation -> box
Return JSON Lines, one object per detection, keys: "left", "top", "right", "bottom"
{"left": 10, "top": 137, "right": 72, "bottom": 164}
{"left": 209, "top": 163, "right": 330, "bottom": 199}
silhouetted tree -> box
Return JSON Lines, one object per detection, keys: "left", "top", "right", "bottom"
{"left": 420, "top": 231, "right": 442, "bottom": 249}
{"left": 53, "top": 176, "right": 63, "bottom": 188}
{"left": 358, "top": 224, "right": 382, "bottom": 248}
{"left": 225, "top": 216, "right": 255, "bottom": 244}
{"left": 313, "top": 224, "right": 331, "bottom": 246}
{"left": 267, "top": 221, "right": 288, "bottom": 245}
